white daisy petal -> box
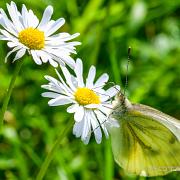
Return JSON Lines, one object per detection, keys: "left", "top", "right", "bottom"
{"left": 27, "top": 10, "right": 39, "bottom": 28}
{"left": 46, "top": 32, "right": 70, "bottom": 40}
{"left": 44, "top": 75, "right": 60, "bottom": 85}
{"left": 55, "top": 69, "right": 74, "bottom": 94}
{"left": 44, "top": 78, "right": 72, "bottom": 96}
{"left": 21, "top": 5, "right": 28, "bottom": 28}
{"left": 81, "top": 111, "right": 91, "bottom": 142}
{"left": 0, "top": 9, "right": 18, "bottom": 36}
{"left": 86, "top": 66, "right": 96, "bottom": 88}
{"left": 83, "top": 134, "right": 91, "bottom": 145}
{"left": 74, "top": 106, "right": 84, "bottom": 122}
{"left": 59, "top": 54, "right": 76, "bottom": 69}
{"left": 71, "top": 75, "right": 78, "bottom": 88}
{"left": 101, "top": 85, "right": 120, "bottom": 102}
{"left": 84, "top": 104, "right": 100, "bottom": 109}
{"left": 41, "top": 92, "right": 60, "bottom": 98}
{"left": 0, "top": 29, "right": 17, "bottom": 41}
{"left": 31, "top": 50, "right": 42, "bottom": 65}
{"left": 35, "top": 51, "right": 49, "bottom": 63}
{"left": 47, "top": 32, "right": 80, "bottom": 42}
{"left": 7, "top": 42, "right": 19, "bottom": 48}
{"left": 60, "top": 65, "right": 76, "bottom": 91}
{"left": 48, "top": 96, "right": 73, "bottom": 106}
{"left": 42, "top": 20, "right": 54, "bottom": 32}
{"left": 41, "top": 84, "right": 63, "bottom": 94}
{"left": 0, "top": 35, "right": 8, "bottom": 40}
{"left": 5, "top": 46, "right": 22, "bottom": 62}
{"left": 98, "top": 105, "right": 112, "bottom": 116}
{"left": 75, "top": 58, "right": 84, "bottom": 87}
{"left": 67, "top": 104, "right": 79, "bottom": 113}
{"left": 90, "top": 111, "right": 102, "bottom": 144}
{"left": 49, "top": 58, "right": 59, "bottom": 67}
{"left": 94, "top": 110, "right": 109, "bottom": 137}
{"left": 38, "top": 6, "right": 53, "bottom": 29}
{"left": 7, "top": 2, "right": 23, "bottom": 31}
{"left": 12, "top": 48, "right": 26, "bottom": 62}
{"left": 47, "top": 49, "right": 76, "bottom": 68}
{"left": 94, "top": 73, "right": 109, "bottom": 88}
{"left": 73, "top": 120, "right": 84, "bottom": 138}
{"left": 45, "top": 18, "right": 65, "bottom": 37}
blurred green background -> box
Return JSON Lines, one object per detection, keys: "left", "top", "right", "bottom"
{"left": 0, "top": 0, "right": 180, "bottom": 179}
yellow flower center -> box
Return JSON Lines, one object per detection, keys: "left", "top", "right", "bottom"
{"left": 18, "top": 28, "right": 45, "bottom": 50}
{"left": 74, "top": 87, "right": 100, "bottom": 105}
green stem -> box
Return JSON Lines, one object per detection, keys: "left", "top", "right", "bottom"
{"left": 105, "top": 138, "right": 114, "bottom": 180}
{"left": 0, "top": 59, "right": 24, "bottom": 129}
{"left": 36, "top": 120, "right": 73, "bottom": 180}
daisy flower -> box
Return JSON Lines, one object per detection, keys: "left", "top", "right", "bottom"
{"left": 41, "top": 58, "right": 120, "bottom": 144}
{"left": 0, "top": 1, "right": 80, "bottom": 68}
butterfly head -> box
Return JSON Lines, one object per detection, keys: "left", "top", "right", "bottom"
{"left": 110, "top": 91, "right": 132, "bottom": 119}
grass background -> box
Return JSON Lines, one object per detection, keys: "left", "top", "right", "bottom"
{"left": 0, "top": 0, "right": 180, "bottom": 179}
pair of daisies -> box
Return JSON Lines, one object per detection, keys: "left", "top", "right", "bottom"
{"left": 0, "top": 1, "right": 120, "bottom": 144}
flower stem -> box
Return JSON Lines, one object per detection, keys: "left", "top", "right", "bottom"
{"left": 0, "top": 59, "right": 24, "bottom": 129}
{"left": 36, "top": 120, "right": 73, "bottom": 180}
{"left": 105, "top": 138, "right": 114, "bottom": 180}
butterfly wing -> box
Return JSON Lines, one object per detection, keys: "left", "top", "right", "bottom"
{"left": 132, "top": 104, "right": 180, "bottom": 140}
{"left": 110, "top": 104, "right": 180, "bottom": 176}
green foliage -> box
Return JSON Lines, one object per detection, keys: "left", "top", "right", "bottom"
{"left": 0, "top": 0, "right": 179, "bottom": 179}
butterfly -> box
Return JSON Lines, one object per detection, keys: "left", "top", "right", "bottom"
{"left": 109, "top": 92, "right": 180, "bottom": 177}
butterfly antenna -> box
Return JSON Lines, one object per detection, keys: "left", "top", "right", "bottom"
{"left": 123, "top": 47, "right": 131, "bottom": 97}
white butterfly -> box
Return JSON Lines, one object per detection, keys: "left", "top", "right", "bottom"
{"left": 109, "top": 92, "right": 180, "bottom": 176}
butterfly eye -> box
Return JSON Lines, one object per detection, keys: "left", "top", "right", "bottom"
{"left": 111, "top": 111, "right": 118, "bottom": 116}
{"left": 111, "top": 112, "right": 115, "bottom": 115}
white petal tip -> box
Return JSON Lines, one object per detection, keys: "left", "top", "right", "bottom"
{"left": 96, "top": 139, "right": 102, "bottom": 144}
{"left": 44, "top": 75, "right": 50, "bottom": 80}
{"left": 48, "top": 101, "right": 53, "bottom": 106}
{"left": 47, "top": 5, "right": 53, "bottom": 11}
